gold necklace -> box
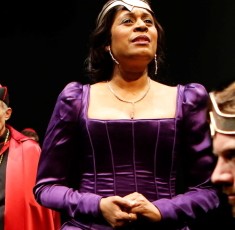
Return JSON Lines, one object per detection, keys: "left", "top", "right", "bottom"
{"left": 0, "top": 128, "right": 10, "bottom": 165}
{"left": 107, "top": 78, "right": 151, "bottom": 119}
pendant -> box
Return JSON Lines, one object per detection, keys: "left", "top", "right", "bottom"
{"left": 130, "top": 102, "right": 135, "bottom": 119}
{"left": 130, "top": 113, "right": 134, "bottom": 119}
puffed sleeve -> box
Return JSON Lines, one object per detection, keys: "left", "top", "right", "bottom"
{"left": 33, "top": 82, "right": 102, "bottom": 218}
{"left": 153, "top": 83, "right": 220, "bottom": 227}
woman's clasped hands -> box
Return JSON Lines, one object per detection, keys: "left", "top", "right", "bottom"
{"left": 100, "top": 192, "right": 162, "bottom": 228}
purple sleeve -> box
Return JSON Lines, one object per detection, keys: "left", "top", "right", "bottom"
{"left": 33, "top": 82, "right": 102, "bottom": 218}
{"left": 153, "top": 83, "right": 219, "bottom": 224}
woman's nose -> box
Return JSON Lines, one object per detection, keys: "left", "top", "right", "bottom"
{"left": 134, "top": 20, "right": 148, "bottom": 32}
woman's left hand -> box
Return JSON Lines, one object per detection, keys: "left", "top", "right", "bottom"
{"left": 124, "top": 192, "right": 162, "bottom": 222}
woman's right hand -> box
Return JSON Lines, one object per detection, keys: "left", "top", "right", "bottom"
{"left": 99, "top": 196, "right": 137, "bottom": 228}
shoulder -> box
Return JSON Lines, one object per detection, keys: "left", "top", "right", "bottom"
{"left": 152, "top": 81, "right": 178, "bottom": 96}
{"left": 21, "top": 140, "right": 41, "bottom": 154}
{"left": 9, "top": 127, "right": 41, "bottom": 154}
{"left": 180, "top": 83, "right": 209, "bottom": 108}
{"left": 57, "top": 81, "right": 89, "bottom": 109}
{"left": 53, "top": 82, "right": 89, "bottom": 121}
{"left": 59, "top": 81, "right": 85, "bottom": 100}
{"left": 152, "top": 81, "right": 178, "bottom": 102}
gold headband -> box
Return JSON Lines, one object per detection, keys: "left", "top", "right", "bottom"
{"left": 97, "top": 0, "right": 153, "bottom": 27}
{"left": 209, "top": 92, "right": 235, "bottom": 135}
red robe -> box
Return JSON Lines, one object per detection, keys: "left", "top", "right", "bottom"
{"left": 4, "top": 125, "right": 61, "bottom": 230}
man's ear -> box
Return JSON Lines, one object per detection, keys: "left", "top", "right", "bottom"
{"left": 5, "top": 107, "right": 12, "bottom": 121}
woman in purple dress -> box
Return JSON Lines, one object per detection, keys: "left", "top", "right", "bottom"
{"left": 33, "top": 0, "right": 220, "bottom": 229}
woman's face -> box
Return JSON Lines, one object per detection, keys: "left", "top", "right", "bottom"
{"left": 109, "top": 7, "right": 157, "bottom": 65}
{"left": 211, "top": 132, "right": 235, "bottom": 216}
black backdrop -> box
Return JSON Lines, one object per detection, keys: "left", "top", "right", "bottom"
{"left": 1, "top": 0, "right": 235, "bottom": 144}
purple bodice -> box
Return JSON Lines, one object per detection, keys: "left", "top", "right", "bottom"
{"left": 34, "top": 82, "right": 219, "bottom": 230}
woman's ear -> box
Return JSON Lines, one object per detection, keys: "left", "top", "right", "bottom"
{"left": 105, "top": 45, "right": 110, "bottom": 52}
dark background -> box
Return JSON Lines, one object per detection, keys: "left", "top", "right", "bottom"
{"left": 1, "top": 0, "right": 235, "bottom": 144}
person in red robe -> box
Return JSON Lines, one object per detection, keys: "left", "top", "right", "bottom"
{"left": 0, "top": 84, "right": 61, "bottom": 230}
{"left": 21, "top": 127, "right": 40, "bottom": 143}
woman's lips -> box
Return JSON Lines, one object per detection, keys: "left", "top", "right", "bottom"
{"left": 132, "top": 35, "right": 150, "bottom": 44}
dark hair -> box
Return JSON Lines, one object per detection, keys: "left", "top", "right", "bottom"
{"left": 84, "top": 1, "right": 166, "bottom": 83}
{"left": 21, "top": 128, "right": 40, "bottom": 142}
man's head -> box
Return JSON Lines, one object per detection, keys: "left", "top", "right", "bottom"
{"left": 210, "top": 81, "right": 235, "bottom": 217}
{"left": 0, "top": 84, "right": 9, "bottom": 107}
{"left": 21, "top": 128, "right": 39, "bottom": 142}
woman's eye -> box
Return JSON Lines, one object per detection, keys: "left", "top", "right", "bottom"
{"left": 122, "top": 18, "right": 133, "bottom": 24}
{"left": 144, "top": 19, "right": 153, "bottom": 24}
{"left": 121, "top": 17, "right": 153, "bottom": 25}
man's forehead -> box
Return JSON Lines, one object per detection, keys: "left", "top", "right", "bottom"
{"left": 213, "top": 133, "right": 235, "bottom": 155}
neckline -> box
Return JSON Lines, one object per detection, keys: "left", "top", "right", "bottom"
{"left": 85, "top": 84, "right": 180, "bottom": 121}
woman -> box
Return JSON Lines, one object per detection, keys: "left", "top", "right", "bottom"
{"left": 34, "top": 0, "right": 220, "bottom": 229}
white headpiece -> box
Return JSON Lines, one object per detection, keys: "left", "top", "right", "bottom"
{"left": 209, "top": 92, "right": 235, "bottom": 135}
{"left": 97, "top": 0, "right": 153, "bottom": 27}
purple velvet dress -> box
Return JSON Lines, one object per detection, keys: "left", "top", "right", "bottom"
{"left": 34, "top": 82, "right": 219, "bottom": 230}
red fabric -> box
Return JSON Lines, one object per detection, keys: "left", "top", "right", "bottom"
{"left": 4, "top": 125, "right": 61, "bottom": 230}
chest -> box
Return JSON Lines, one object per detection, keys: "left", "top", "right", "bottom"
{"left": 88, "top": 84, "right": 178, "bottom": 120}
